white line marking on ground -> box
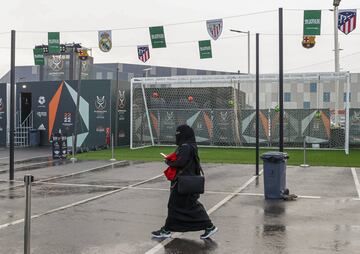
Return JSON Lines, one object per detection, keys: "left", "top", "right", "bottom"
{"left": 0, "top": 161, "right": 127, "bottom": 192}
{"left": 144, "top": 170, "right": 263, "bottom": 254}
{"left": 36, "top": 161, "right": 127, "bottom": 183}
{"left": 129, "top": 186, "right": 322, "bottom": 199}
{"left": 0, "top": 173, "right": 164, "bottom": 230}
{"left": 351, "top": 168, "right": 360, "bottom": 199}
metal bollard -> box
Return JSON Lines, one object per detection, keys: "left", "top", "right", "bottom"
{"left": 110, "top": 134, "right": 116, "bottom": 161}
{"left": 24, "top": 175, "right": 34, "bottom": 254}
{"left": 70, "top": 134, "right": 77, "bottom": 162}
{"left": 300, "top": 136, "right": 310, "bottom": 167}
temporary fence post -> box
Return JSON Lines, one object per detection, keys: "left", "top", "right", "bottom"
{"left": 70, "top": 134, "right": 77, "bottom": 162}
{"left": 24, "top": 175, "right": 34, "bottom": 254}
{"left": 300, "top": 136, "right": 310, "bottom": 167}
{"left": 110, "top": 133, "right": 116, "bottom": 161}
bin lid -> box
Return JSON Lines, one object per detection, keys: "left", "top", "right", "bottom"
{"left": 260, "top": 151, "right": 289, "bottom": 161}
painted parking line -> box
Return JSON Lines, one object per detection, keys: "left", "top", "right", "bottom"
{"left": 144, "top": 170, "right": 264, "bottom": 254}
{"left": 0, "top": 173, "right": 164, "bottom": 230}
{"left": 351, "top": 168, "right": 360, "bottom": 199}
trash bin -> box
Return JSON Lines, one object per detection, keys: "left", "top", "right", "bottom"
{"left": 261, "top": 152, "right": 289, "bottom": 199}
{"left": 29, "top": 130, "right": 40, "bottom": 147}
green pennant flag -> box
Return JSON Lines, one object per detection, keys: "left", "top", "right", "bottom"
{"left": 48, "top": 32, "right": 60, "bottom": 53}
{"left": 198, "top": 40, "right": 212, "bottom": 59}
{"left": 149, "top": 26, "right": 166, "bottom": 48}
{"left": 303, "top": 10, "right": 321, "bottom": 36}
{"left": 33, "top": 48, "right": 44, "bottom": 65}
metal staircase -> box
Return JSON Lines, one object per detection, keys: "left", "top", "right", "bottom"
{"left": 14, "top": 111, "right": 33, "bottom": 147}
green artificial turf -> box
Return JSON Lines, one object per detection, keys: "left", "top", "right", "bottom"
{"left": 75, "top": 146, "right": 360, "bottom": 167}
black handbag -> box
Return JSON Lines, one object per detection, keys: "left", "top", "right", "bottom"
{"left": 176, "top": 146, "right": 205, "bottom": 195}
{"left": 177, "top": 174, "right": 204, "bottom": 195}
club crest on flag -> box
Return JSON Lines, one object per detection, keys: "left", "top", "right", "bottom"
{"left": 98, "top": 30, "right": 112, "bottom": 52}
{"left": 302, "top": 36, "right": 316, "bottom": 49}
{"left": 338, "top": 9, "right": 357, "bottom": 35}
{"left": 137, "top": 45, "right": 150, "bottom": 63}
{"left": 206, "top": 19, "right": 223, "bottom": 40}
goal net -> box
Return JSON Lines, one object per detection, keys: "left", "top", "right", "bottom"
{"left": 130, "top": 73, "right": 351, "bottom": 153}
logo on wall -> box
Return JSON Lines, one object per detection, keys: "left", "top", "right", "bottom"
{"left": 38, "top": 96, "right": 46, "bottom": 106}
{"left": 0, "top": 98, "right": 3, "bottom": 112}
{"left": 95, "top": 96, "right": 106, "bottom": 111}
{"left": 118, "top": 91, "right": 126, "bottom": 110}
{"left": 64, "top": 112, "right": 72, "bottom": 123}
{"left": 48, "top": 55, "right": 63, "bottom": 71}
{"left": 81, "top": 61, "right": 88, "bottom": 72}
{"left": 37, "top": 112, "right": 47, "bottom": 118}
{"left": 96, "top": 126, "right": 105, "bottom": 132}
{"left": 94, "top": 96, "right": 107, "bottom": 119}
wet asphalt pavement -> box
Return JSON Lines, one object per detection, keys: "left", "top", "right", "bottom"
{"left": 0, "top": 149, "right": 359, "bottom": 253}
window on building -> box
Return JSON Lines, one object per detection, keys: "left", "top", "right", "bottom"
{"left": 343, "top": 92, "right": 351, "bottom": 102}
{"left": 303, "top": 101, "right": 310, "bottom": 109}
{"left": 107, "top": 72, "right": 113, "bottom": 80}
{"left": 310, "top": 82, "right": 317, "bottom": 93}
{"left": 284, "top": 92, "right": 291, "bottom": 102}
{"left": 323, "top": 92, "right": 330, "bottom": 102}
{"left": 96, "top": 72, "right": 103, "bottom": 79}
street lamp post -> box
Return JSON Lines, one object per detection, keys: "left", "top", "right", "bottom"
{"left": 230, "top": 29, "right": 250, "bottom": 74}
{"left": 333, "top": 0, "right": 341, "bottom": 127}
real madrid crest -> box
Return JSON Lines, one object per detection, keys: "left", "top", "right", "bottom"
{"left": 98, "top": 30, "right": 112, "bottom": 52}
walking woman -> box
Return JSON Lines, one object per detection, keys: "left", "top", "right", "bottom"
{"left": 152, "top": 124, "right": 218, "bottom": 239}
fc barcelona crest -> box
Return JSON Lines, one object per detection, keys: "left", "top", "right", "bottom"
{"left": 338, "top": 9, "right": 357, "bottom": 35}
{"left": 98, "top": 30, "right": 112, "bottom": 52}
{"left": 137, "top": 45, "right": 150, "bottom": 63}
{"left": 302, "top": 36, "right": 316, "bottom": 49}
{"left": 206, "top": 19, "right": 223, "bottom": 40}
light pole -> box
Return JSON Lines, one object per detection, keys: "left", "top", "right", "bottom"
{"left": 230, "top": 29, "right": 250, "bottom": 74}
{"left": 333, "top": 0, "right": 341, "bottom": 127}
{"left": 143, "top": 67, "right": 152, "bottom": 78}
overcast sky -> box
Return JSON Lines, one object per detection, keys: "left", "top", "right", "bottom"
{"left": 1, "top": 0, "right": 360, "bottom": 77}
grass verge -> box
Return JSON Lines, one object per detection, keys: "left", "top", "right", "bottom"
{"left": 75, "top": 146, "right": 360, "bottom": 167}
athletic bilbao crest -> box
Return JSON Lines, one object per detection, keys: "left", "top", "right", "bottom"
{"left": 137, "top": 45, "right": 150, "bottom": 63}
{"left": 338, "top": 9, "right": 357, "bottom": 35}
{"left": 206, "top": 19, "right": 223, "bottom": 40}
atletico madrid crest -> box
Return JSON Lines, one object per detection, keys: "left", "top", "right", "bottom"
{"left": 137, "top": 45, "right": 150, "bottom": 63}
{"left": 338, "top": 9, "right": 357, "bottom": 35}
{"left": 206, "top": 19, "right": 223, "bottom": 40}
{"left": 302, "top": 36, "right": 316, "bottom": 49}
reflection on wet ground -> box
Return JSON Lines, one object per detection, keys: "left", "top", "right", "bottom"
{"left": 164, "top": 238, "right": 218, "bottom": 254}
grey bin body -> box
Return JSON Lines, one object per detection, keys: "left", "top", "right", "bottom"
{"left": 29, "top": 130, "right": 40, "bottom": 147}
{"left": 261, "top": 152, "right": 289, "bottom": 199}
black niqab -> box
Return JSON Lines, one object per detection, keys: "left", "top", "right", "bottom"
{"left": 175, "top": 124, "right": 196, "bottom": 145}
